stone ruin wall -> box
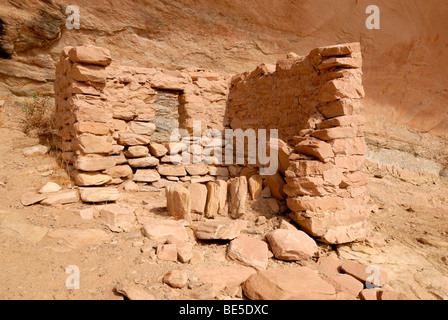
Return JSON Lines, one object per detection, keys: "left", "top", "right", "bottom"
{"left": 54, "top": 45, "right": 232, "bottom": 201}
{"left": 228, "top": 43, "right": 370, "bottom": 244}
{"left": 53, "top": 42, "right": 370, "bottom": 244}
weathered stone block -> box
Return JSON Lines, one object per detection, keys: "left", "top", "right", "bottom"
{"left": 68, "top": 45, "right": 112, "bottom": 66}
{"left": 70, "top": 63, "right": 107, "bottom": 83}
{"left": 229, "top": 176, "right": 248, "bottom": 218}
{"left": 166, "top": 184, "right": 191, "bottom": 222}
{"left": 79, "top": 187, "right": 120, "bottom": 203}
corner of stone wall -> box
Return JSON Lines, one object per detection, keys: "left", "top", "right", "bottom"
{"left": 55, "top": 45, "right": 120, "bottom": 203}
{"left": 286, "top": 42, "right": 370, "bottom": 244}
{"left": 54, "top": 47, "right": 234, "bottom": 207}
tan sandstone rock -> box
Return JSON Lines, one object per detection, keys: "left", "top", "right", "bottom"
{"left": 226, "top": 234, "right": 269, "bottom": 270}
{"left": 267, "top": 229, "right": 318, "bottom": 261}
{"left": 189, "top": 183, "right": 208, "bottom": 215}
{"left": 142, "top": 218, "right": 189, "bottom": 242}
{"left": 242, "top": 267, "right": 336, "bottom": 300}
{"left": 78, "top": 187, "right": 120, "bottom": 203}
{"left": 229, "top": 176, "right": 248, "bottom": 218}
{"left": 194, "top": 219, "right": 247, "bottom": 240}
{"left": 166, "top": 184, "right": 191, "bottom": 222}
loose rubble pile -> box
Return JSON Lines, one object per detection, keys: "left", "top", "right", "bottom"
{"left": 135, "top": 214, "right": 410, "bottom": 300}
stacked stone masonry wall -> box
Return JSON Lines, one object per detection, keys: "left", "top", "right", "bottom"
{"left": 228, "top": 43, "right": 369, "bottom": 244}
{"left": 54, "top": 43, "right": 369, "bottom": 244}
{"left": 54, "top": 45, "right": 232, "bottom": 204}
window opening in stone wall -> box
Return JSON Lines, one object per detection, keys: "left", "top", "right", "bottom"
{"left": 152, "top": 89, "right": 181, "bottom": 144}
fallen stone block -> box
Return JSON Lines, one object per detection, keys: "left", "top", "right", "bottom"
{"left": 226, "top": 234, "right": 269, "bottom": 270}
{"left": 157, "top": 244, "right": 178, "bottom": 262}
{"left": 242, "top": 267, "right": 336, "bottom": 300}
{"left": 290, "top": 209, "right": 370, "bottom": 244}
{"left": 115, "top": 282, "right": 154, "bottom": 300}
{"left": 163, "top": 270, "right": 189, "bottom": 288}
{"left": 78, "top": 187, "right": 120, "bottom": 203}
{"left": 267, "top": 229, "right": 318, "bottom": 261}
{"left": 47, "top": 228, "right": 111, "bottom": 247}
{"left": 40, "top": 190, "right": 80, "bottom": 206}
{"left": 38, "top": 182, "right": 62, "bottom": 194}
{"left": 100, "top": 204, "right": 135, "bottom": 230}
{"left": 194, "top": 219, "right": 247, "bottom": 240}
{"left": 142, "top": 219, "right": 189, "bottom": 242}
{"left": 166, "top": 236, "right": 194, "bottom": 263}
{"left": 359, "top": 289, "right": 380, "bottom": 300}
{"left": 340, "top": 260, "right": 388, "bottom": 287}
{"left": 21, "top": 192, "right": 47, "bottom": 206}
{"left": 320, "top": 272, "right": 364, "bottom": 298}
{"left": 72, "top": 207, "right": 96, "bottom": 220}
{"left": 193, "top": 265, "right": 256, "bottom": 292}
{"left": 23, "top": 145, "right": 50, "bottom": 157}
{"left": 378, "top": 290, "right": 413, "bottom": 300}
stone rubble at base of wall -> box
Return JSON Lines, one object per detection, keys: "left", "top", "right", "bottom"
{"left": 54, "top": 42, "right": 370, "bottom": 245}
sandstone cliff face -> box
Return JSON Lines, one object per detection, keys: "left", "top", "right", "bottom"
{"left": 0, "top": 0, "right": 447, "bottom": 174}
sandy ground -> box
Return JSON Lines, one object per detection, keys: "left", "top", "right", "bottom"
{"left": 0, "top": 102, "right": 447, "bottom": 300}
